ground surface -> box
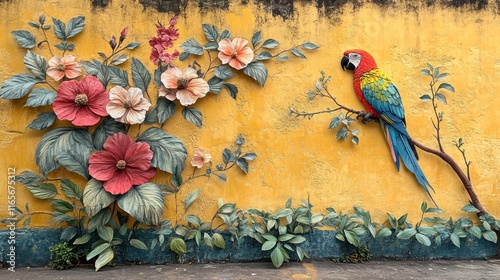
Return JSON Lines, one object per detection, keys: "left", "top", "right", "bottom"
{"left": 1, "top": 259, "right": 500, "bottom": 279}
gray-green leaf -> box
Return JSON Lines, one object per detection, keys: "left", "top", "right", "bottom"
{"left": 131, "top": 58, "right": 151, "bottom": 92}
{"left": 0, "top": 74, "right": 42, "bottom": 99}
{"left": 182, "top": 107, "right": 203, "bottom": 128}
{"left": 242, "top": 61, "right": 268, "bottom": 86}
{"left": 27, "top": 112, "right": 56, "bottom": 130}
{"left": 24, "top": 50, "right": 47, "bottom": 79}
{"left": 82, "top": 179, "right": 116, "bottom": 217}
{"left": 25, "top": 88, "right": 57, "bottom": 107}
{"left": 184, "top": 189, "right": 200, "bottom": 210}
{"left": 117, "top": 183, "right": 164, "bottom": 226}
{"left": 11, "top": 30, "right": 36, "bottom": 48}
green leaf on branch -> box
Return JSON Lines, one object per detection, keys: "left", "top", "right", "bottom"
{"left": 214, "top": 65, "right": 234, "bottom": 80}
{"left": 24, "top": 50, "right": 47, "bottom": 79}
{"left": 25, "top": 88, "right": 57, "bottom": 107}
{"left": 50, "top": 199, "right": 74, "bottom": 213}
{"left": 202, "top": 24, "right": 218, "bottom": 42}
{"left": 396, "top": 228, "right": 416, "bottom": 240}
{"left": 110, "top": 54, "right": 129, "bottom": 66}
{"left": 66, "top": 16, "right": 85, "bottom": 38}
{"left": 220, "top": 29, "right": 230, "bottom": 40}
{"left": 261, "top": 39, "right": 279, "bottom": 49}
{"left": 344, "top": 230, "right": 359, "bottom": 247}
{"left": 271, "top": 246, "right": 285, "bottom": 268}
{"left": 184, "top": 189, "right": 201, "bottom": 210}
{"left": 0, "top": 74, "right": 42, "bottom": 99}
{"left": 301, "top": 42, "right": 319, "bottom": 50}
{"left": 243, "top": 61, "right": 268, "bottom": 86}
{"left": 204, "top": 42, "right": 218, "bottom": 50}
{"left": 108, "top": 65, "right": 129, "bottom": 87}
{"left": 87, "top": 207, "right": 112, "bottom": 232}
{"left": 97, "top": 226, "right": 114, "bottom": 243}
{"left": 437, "top": 83, "right": 455, "bottom": 93}
{"left": 420, "top": 94, "right": 431, "bottom": 102}
{"left": 131, "top": 58, "right": 151, "bottom": 92}
{"left": 117, "top": 183, "right": 164, "bottom": 226}
{"left": 27, "top": 112, "right": 56, "bottom": 130}
{"left": 26, "top": 183, "right": 57, "bottom": 199}
{"left": 420, "top": 69, "right": 430, "bottom": 76}
{"left": 251, "top": 31, "right": 262, "bottom": 48}
{"left": 137, "top": 127, "right": 187, "bottom": 176}
{"left": 291, "top": 48, "right": 306, "bottom": 58}
{"left": 180, "top": 38, "right": 204, "bottom": 55}
{"left": 435, "top": 93, "right": 447, "bottom": 104}
{"left": 256, "top": 51, "right": 273, "bottom": 61}
{"left": 182, "top": 107, "right": 203, "bottom": 128}
{"left": 483, "top": 230, "right": 497, "bottom": 243}
{"left": 16, "top": 170, "right": 44, "bottom": 185}
{"left": 208, "top": 76, "right": 223, "bottom": 93}
{"left": 11, "top": 30, "right": 36, "bottom": 48}
{"left": 60, "top": 178, "right": 82, "bottom": 200}
{"left": 450, "top": 232, "right": 460, "bottom": 248}
{"left": 125, "top": 42, "right": 140, "bottom": 49}
{"left": 52, "top": 17, "right": 67, "bottom": 40}
{"left": 212, "top": 233, "right": 225, "bottom": 249}
{"left": 92, "top": 117, "right": 126, "bottom": 150}
{"left": 82, "top": 179, "right": 116, "bottom": 217}
{"left": 130, "top": 239, "right": 148, "bottom": 250}
{"left": 415, "top": 233, "right": 431, "bottom": 246}
{"left": 73, "top": 234, "right": 91, "bottom": 245}
{"left": 170, "top": 237, "right": 187, "bottom": 255}
{"left": 336, "top": 127, "right": 348, "bottom": 140}
{"left": 236, "top": 158, "right": 249, "bottom": 174}
{"left": 223, "top": 83, "right": 238, "bottom": 99}
{"left": 461, "top": 204, "right": 480, "bottom": 213}
{"left": 156, "top": 97, "right": 177, "bottom": 124}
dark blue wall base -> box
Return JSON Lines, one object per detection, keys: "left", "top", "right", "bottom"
{"left": 0, "top": 228, "right": 498, "bottom": 267}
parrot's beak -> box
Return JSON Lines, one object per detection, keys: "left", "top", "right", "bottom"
{"left": 341, "top": 55, "right": 355, "bottom": 71}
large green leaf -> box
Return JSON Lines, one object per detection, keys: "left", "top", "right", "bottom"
{"left": 81, "top": 60, "right": 110, "bottom": 87}
{"left": 202, "top": 24, "right": 218, "bottom": 42}
{"left": 242, "top": 61, "right": 268, "bottom": 86}
{"left": 94, "top": 248, "right": 114, "bottom": 272}
{"left": 82, "top": 179, "right": 116, "bottom": 217}
{"left": 24, "top": 50, "right": 47, "bottom": 79}
{"left": 27, "top": 112, "right": 56, "bottom": 130}
{"left": 137, "top": 127, "right": 187, "bottom": 175}
{"left": 92, "top": 117, "right": 126, "bottom": 150}
{"left": 131, "top": 58, "right": 150, "bottom": 92}
{"left": 52, "top": 17, "right": 67, "bottom": 40}
{"left": 271, "top": 246, "right": 285, "bottom": 268}
{"left": 214, "top": 65, "right": 234, "bottom": 80}
{"left": 56, "top": 150, "right": 90, "bottom": 179}
{"left": 25, "top": 88, "right": 57, "bottom": 107}
{"left": 117, "top": 183, "right": 164, "bottom": 226}
{"left": 11, "top": 30, "right": 36, "bottom": 48}
{"left": 35, "top": 128, "right": 93, "bottom": 176}
{"left": 0, "top": 74, "right": 42, "bottom": 99}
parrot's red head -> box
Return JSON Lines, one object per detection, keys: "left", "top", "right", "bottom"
{"left": 341, "top": 49, "right": 378, "bottom": 73}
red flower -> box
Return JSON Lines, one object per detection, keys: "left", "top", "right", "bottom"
{"left": 52, "top": 76, "right": 108, "bottom": 126}
{"left": 149, "top": 16, "right": 180, "bottom": 66}
{"left": 89, "top": 132, "right": 156, "bottom": 195}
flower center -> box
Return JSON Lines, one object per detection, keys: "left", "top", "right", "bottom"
{"left": 74, "top": 94, "right": 88, "bottom": 106}
{"left": 177, "top": 77, "right": 190, "bottom": 89}
{"left": 57, "top": 64, "right": 65, "bottom": 71}
{"left": 116, "top": 160, "right": 126, "bottom": 169}
{"left": 232, "top": 51, "right": 238, "bottom": 58}
{"left": 123, "top": 99, "right": 133, "bottom": 109}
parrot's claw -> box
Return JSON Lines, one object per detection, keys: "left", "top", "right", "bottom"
{"left": 357, "top": 112, "right": 377, "bottom": 124}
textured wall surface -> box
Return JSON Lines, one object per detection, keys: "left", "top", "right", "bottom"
{"left": 0, "top": 0, "right": 499, "bottom": 228}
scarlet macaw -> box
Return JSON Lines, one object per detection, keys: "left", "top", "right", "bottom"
{"left": 340, "top": 49, "right": 437, "bottom": 206}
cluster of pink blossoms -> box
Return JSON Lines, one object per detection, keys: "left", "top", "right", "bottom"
{"left": 149, "top": 16, "right": 180, "bottom": 66}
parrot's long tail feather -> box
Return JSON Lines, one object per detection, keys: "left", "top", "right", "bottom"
{"left": 381, "top": 120, "right": 438, "bottom": 207}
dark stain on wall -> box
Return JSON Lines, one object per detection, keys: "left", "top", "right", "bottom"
{"left": 441, "top": 0, "right": 488, "bottom": 10}
{"left": 92, "top": 0, "right": 110, "bottom": 7}
{"left": 129, "top": 0, "right": 498, "bottom": 17}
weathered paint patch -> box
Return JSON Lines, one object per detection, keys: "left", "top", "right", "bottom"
{"left": 92, "top": 0, "right": 109, "bottom": 7}
{"left": 135, "top": 0, "right": 498, "bottom": 19}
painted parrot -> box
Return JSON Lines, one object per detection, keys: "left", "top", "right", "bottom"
{"left": 340, "top": 49, "right": 437, "bottom": 206}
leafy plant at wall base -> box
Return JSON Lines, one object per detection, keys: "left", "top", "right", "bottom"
{"left": 49, "top": 242, "right": 88, "bottom": 270}
{"left": 332, "top": 245, "right": 372, "bottom": 263}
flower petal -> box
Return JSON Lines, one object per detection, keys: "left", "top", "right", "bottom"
{"left": 176, "top": 89, "right": 199, "bottom": 106}
{"left": 228, "top": 58, "right": 247, "bottom": 70}
{"left": 184, "top": 67, "right": 199, "bottom": 80}
{"left": 71, "top": 106, "right": 101, "bottom": 126}
{"left": 106, "top": 100, "right": 127, "bottom": 119}
{"left": 46, "top": 68, "right": 65, "bottom": 81}
{"left": 124, "top": 109, "right": 147, "bottom": 125}
{"left": 232, "top": 38, "right": 249, "bottom": 51}
{"left": 217, "top": 52, "right": 232, "bottom": 65}
{"left": 127, "top": 166, "right": 157, "bottom": 186}
{"left": 102, "top": 132, "right": 131, "bottom": 160}
{"left": 187, "top": 78, "right": 209, "bottom": 97}
{"left": 236, "top": 46, "right": 255, "bottom": 65}
{"left": 160, "top": 66, "right": 182, "bottom": 89}
{"left": 103, "top": 170, "right": 133, "bottom": 195}
{"left": 89, "top": 151, "right": 118, "bottom": 181}
{"left": 217, "top": 38, "right": 234, "bottom": 55}
{"left": 124, "top": 141, "right": 153, "bottom": 169}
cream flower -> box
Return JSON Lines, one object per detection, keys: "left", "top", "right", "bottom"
{"left": 160, "top": 67, "right": 209, "bottom": 106}
{"left": 106, "top": 86, "right": 151, "bottom": 124}
{"left": 217, "top": 38, "right": 254, "bottom": 70}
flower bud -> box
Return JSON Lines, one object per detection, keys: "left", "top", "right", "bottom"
{"left": 119, "top": 27, "right": 128, "bottom": 42}
{"left": 39, "top": 14, "right": 45, "bottom": 25}
{"left": 109, "top": 35, "right": 117, "bottom": 50}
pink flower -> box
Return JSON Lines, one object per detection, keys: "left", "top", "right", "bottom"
{"left": 52, "top": 76, "right": 108, "bottom": 126}
{"left": 149, "top": 16, "right": 180, "bottom": 66}
{"left": 217, "top": 38, "right": 254, "bottom": 70}
{"left": 160, "top": 67, "right": 209, "bottom": 106}
{"left": 46, "top": 55, "right": 82, "bottom": 81}
{"left": 89, "top": 132, "right": 156, "bottom": 195}
{"left": 191, "top": 148, "right": 212, "bottom": 168}
{"left": 106, "top": 86, "right": 151, "bottom": 124}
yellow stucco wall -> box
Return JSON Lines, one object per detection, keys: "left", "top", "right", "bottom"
{"left": 0, "top": 0, "right": 499, "bottom": 228}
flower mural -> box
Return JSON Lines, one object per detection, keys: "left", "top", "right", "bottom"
{"left": 0, "top": 13, "right": 314, "bottom": 271}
